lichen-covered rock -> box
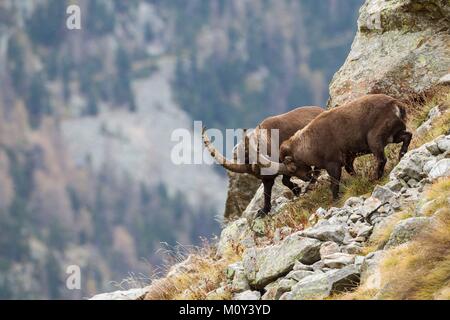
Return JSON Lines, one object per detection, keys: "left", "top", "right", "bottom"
{"left": 90, "top": 287, "right": 149, "bottom": 300}
{"left": 226, "top": 261, "right": 250, "bottom": 292}
{"left": 319, "top": 241, "right": 340, "bottom": 259}
{"left": 261, "top": 279, "right": 295, "bottom": 300}
{"left": 243, "top": 176, "right": 306, "bottom": 219}
{"left": 360, "top": 251, "right": 385, "bottom": 290}
{"left": 233, "top": 290, "right": 261, "bottom": 300}
{"left": 436, "top": 135, "right": 450, "bottom": 153}
{"left": 242, "top": 233, "right": 321, "bottom": 288}
{"left": 216, "top": 218, "right": 254, "bottom": 257}
{"left": 328, "top": 0, "right": 450, "bottom": 108}
{"left": 429, "top": 159, "right": 450, "bottom": 180}
{"left": 302, "top": 220, "right": 346, "bottom": 243}
{"left": 385, "top": 217, "right": 431, "bottom": 248}
{"left": 372, "top": 185, "right": 397, "bottom": 203}
{"left": 224, "top": 172, "right": 261, "bottom": 221}
{"left": 285, "top": 270, "right": 315, "bottom": 282}
{"left": 322, "top": 253, "right": 356, "bottom": 269}
{"left": 289, "top": 265, "right": 360, "bottom": 300}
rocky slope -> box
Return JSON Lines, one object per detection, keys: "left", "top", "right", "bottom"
{"left": 89, "top": 0, "right": 450, "bottom": 300}
{"left": 91, "top": 106, "right": 450, "bottom": 299}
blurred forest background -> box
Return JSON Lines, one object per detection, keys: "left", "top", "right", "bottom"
{"left": 0, "top": 0, "right": 363, "bottom": 299}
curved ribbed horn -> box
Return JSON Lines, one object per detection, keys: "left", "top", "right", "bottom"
{"left": 202, "top": 127, "right": 250, "bottom": 173}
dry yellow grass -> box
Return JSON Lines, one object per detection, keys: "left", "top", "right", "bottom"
{"left": 144, "top": 241, "right": 241, "bottom": 300}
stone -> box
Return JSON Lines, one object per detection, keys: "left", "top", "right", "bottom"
{"left": 226, "top": 262, "right": 250, "bottom": 292}
{"left": 385, "top": 217, "right": 431, "bottom": 249}
{"left": 243, "top": 233, "right": 321, "bottom": 288}
{"left": 384, "top": 179, "right": 403, "bottom": 192}
{"left": 429, "top": 159, "right": 450, "bottom": 180}
{"left": 360, "top": 251, "right": 385, "bottom": 290}
{"left": 344, "top": 197, "right": 364, "bottom": 207}
{"left": 322, "top": 253, "right": 356, "bottom": 269}
{"left": 311, "top": 260, "right": 326, "bottom": 272}
{"left": 293, "top": 261, "right": 314, "bottom": 271}
{"left": 437, "top": 136, "right": 450, "bottom": 153}
{"left": 224, "top": 172, "right": 260, "bottom": 221}
{"left": 407, "top": 178, "right": 419, "bottom": 188}
{"left": 423, "top": 159, "right": 438, "bottom": 174}
{"left": 233, "top": 290, "right": 261, "bottom": 300}
{"left": 328, "top": 0, "right": 450, "bottom": 109}
{"left": 319, "top": 241, "right": 340, "bottom": 259}
{"left": 315, "top": 207, "right": 329, "bottom": 219}
{"left": 438, "top": 73, "right": 450, "bottom": 85}
{"left": 279, "top": 292, "right": 293, "bottom": 300}
{"left": 355, "top": 223, "right": 373, "bottom": 238}
{"left": 273, "top": 226, "right": 293, "bottom": 243}
{"left": 90, "top": 287, "right": 149, "bottom": 300}
{"left": 243, "top": 176, "right": 302, "bottom": 218}
{"left": 205, "top": 286, "right": 230, "bottom": 300}
{"left": 360, "top": 197, "right": 383, "bottom": 219}
{"left": 286, "top": 270, "right": 315, "bottom": 282}
{"left": 216, "top": 218, "right": 254, "bottom": 257}
{"left": 372, "top": 185, "right": 397, "bottom": 203}
{"left": 424, "top": 141, "right": 442, "bottom": 156}
{"left": 261, "top": 279, "right": 295, "bottom": 300}
{"left": 341, "top": 243, "right": 363, "bottom": 255}
{"left": 349, "top": 213, "right": 362, "bottom": 223}
{"left": 302, "top": 221, "right": 346, "bottom": 243}
{"left": 289, "top": 265, "right": 360, "bottom": 300}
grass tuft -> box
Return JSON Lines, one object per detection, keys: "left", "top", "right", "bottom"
{"left": 144, "top": 240, "right": 240, "bottom": 300}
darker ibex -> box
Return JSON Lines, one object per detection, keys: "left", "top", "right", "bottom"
{"left": 202, "top": 106, "right": 324, "bottom": 216}
{"left": 257, "top": 94, "right": 412, "bottom": 205}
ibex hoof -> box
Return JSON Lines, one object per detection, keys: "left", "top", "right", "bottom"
{"left": 256, "top": 208, "right": 269, "bottom": 218}
{"left": 292, "top": 186, "right": 301, "bottom": 196}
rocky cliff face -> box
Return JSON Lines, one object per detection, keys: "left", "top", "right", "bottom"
{"left": 328, "top": 0, "right": 450, "bottom": 107}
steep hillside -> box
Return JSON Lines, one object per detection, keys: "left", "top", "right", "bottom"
{"left": 0, "top": 1, "right": 363, "bottom": 298}
{"left": 89, "top": 0, "right": 450, "bottom": 300}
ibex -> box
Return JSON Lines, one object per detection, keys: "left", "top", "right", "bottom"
{"left": 257, "top": 94, "right": 412, "bottom": 203}
{"left": 202, "top": 106, "right": 324, "bottom": 216}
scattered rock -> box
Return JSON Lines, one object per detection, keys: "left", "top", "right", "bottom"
{"left": 216, "top": 218, "right": 254, "bottom": 257}
{"left": 233, "top": 290, "right": 261, "bottom": 300}
{"left": 90, "top": 288, "right": 149, "bottom": 300}
{"left": 273, "top": 226, "right": 293, "bottom": 243}
{"left": 302, "top": 221, "right": 346, "bottom": 243}
{"left": 344, "top": 197, "right": 364, "bottom": 207}
{"left": 226, "top": 262, "right": 250, "bottom": 292}
{"left": 437, "top": 135, "right": 450, "bottom": 153}
{"left": 322, "top": 253, "right": 355, "bottom": 269}
{"left": 438, "top": 73, "right": 450, "bottom": 85}
{"left": 243, "top": 234, "right": 321, "bottom": 288}
{"left": 261, "top": 279, "right": 294, "bottom": 300}
{"left": 289, "top": 265, "right": 360, "bottom": 300}
{"left": 293, "top": 261, "right": 314, "bottom": 271}
{"left": 429, "top": 159, "right": 450, "bottom": 180}
{"left": 319, "top": 241, "right": 340, "bottom": 259}
{"left": 385, "top": 217, "right": 431, "bottom": 249}
{"left": 372, "top": 185, "right": 397, "bottom": 203}
{"left": 360, "top": 251, "right": 385, "bottom": 290}
{"left": 286, "top": 270, "right": 315, "bottom": 282}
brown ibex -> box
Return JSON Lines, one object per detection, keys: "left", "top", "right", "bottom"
{"left": 202, "top": 106, "right": 324, "bottom": 216}
{"left": 257, "top": 94, "right": 412, "bottom": 204}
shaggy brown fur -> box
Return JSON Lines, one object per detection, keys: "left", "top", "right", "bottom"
{"left": 262, "top": 94, "right": 412, "bottom": 201}
{"left": 202, "top": 106, "right": 324, "bottom": 216}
